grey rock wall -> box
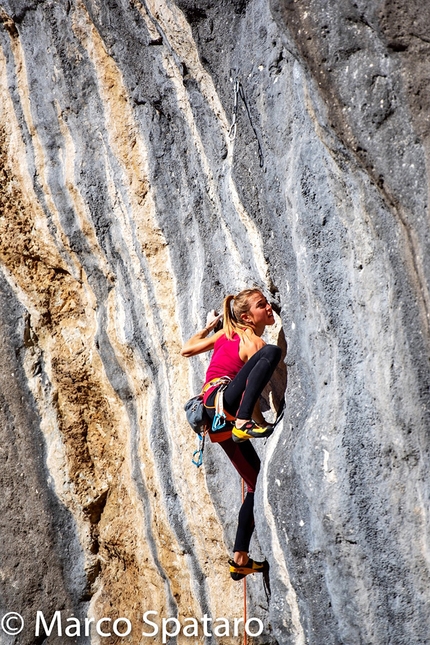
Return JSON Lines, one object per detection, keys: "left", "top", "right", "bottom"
{"left": 0, "top": 1, "right": 429, "bottom": 644}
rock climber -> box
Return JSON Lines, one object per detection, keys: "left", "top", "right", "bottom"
{"left": 181, "top": 288, "right": 282, "bottom": 580}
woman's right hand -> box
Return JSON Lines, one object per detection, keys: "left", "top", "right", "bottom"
{"left": 205, "top": 310, "right": 222, "bottom": 332}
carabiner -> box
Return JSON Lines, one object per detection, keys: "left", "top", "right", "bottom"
{"left": 212, "top": 412, "right": 226, "bottom": 432}
{"left": 192, "top": 448, "right": 204, "bottom": 468}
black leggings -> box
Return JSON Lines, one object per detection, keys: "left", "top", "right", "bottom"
{"left": 219, "top": 439, "right": 260, "bottom": 552}
{"left": 222, "top": 344, "right": 282, "bottom": 420}
{"left": 205, "top": 344, "right": 281, "bottom": 553}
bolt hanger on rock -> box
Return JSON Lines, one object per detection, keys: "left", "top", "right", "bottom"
{"left": 229, "top": 76, "right": 265, "bottom": 169}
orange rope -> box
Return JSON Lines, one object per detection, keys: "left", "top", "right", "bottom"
{"left": 242, "top": 478, "right": 247, "bottom": 645}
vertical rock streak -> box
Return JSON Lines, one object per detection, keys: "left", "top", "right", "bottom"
{"left": 73, "top": 1, "right": 220, "bottom": 626}
{"left": 0, "top": 1, "right": 429, "bottom": 644}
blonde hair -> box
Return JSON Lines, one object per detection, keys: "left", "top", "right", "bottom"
{"left": 222, "top": 288, "right": 262, "bottom": 340}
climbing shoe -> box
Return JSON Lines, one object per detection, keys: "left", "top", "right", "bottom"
{"left": 232, "top": 420, "right": 275, "bottom": 443}
{"left": 229, "top": 558, "right": 269, "bottom": 581}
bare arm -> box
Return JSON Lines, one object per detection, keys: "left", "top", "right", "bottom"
{"left": 181, "top": 316, "right": 223, "bottom": 357}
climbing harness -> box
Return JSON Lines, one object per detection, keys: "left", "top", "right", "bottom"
{"left": 228, "top": 76, "right": 265, "bottom": 169}
{"left": 186, "top": 377, "right": 233, "bottom": 467}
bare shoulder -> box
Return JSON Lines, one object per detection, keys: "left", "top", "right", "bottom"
{"left": 239, "top": 328, "right": 266, "bottom": 362}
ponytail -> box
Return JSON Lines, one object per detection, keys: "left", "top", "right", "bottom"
{"left": 222, "top": 288, "right": 262, "bottom": 340}
{"left": 223, "top": 295, "right": 239, "bottom": 340}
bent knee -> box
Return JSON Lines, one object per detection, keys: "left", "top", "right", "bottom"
{"left": 260, "top": 344, "right": 282, "bottom": 364}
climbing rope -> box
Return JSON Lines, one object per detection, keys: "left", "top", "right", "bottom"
{"left": 229, "top": 77, "right": 265, "bottom": 169}
{"left": 242, "top": 477, "right": 248, "bottom": 645}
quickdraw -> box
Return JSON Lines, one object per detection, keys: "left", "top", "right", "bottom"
{"left": 212, "top": 378, "right": 235, "bottom": 431}
{"left": 192, "top": 432, "right": 205, "bottom": 468}
{"left": 228, "top": 76, "right": 265, "bottom": 169}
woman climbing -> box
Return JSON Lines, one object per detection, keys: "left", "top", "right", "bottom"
{"left": 181, "top": 288, "right": 282, "bottom": 580}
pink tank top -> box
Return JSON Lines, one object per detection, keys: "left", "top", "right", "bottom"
{"left": 203, "top": 333, "right": 245, "bottom": 404}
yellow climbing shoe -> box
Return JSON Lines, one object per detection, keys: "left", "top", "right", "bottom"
{"left": 229, "top": 558, "right": 269, "bottom": 581}
{"left": 232, "top": 420, "right": 275, "bottom": 443}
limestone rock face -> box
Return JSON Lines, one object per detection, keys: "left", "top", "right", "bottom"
{"left": 0, "top": 1, "right": 429, "bottom": 644}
